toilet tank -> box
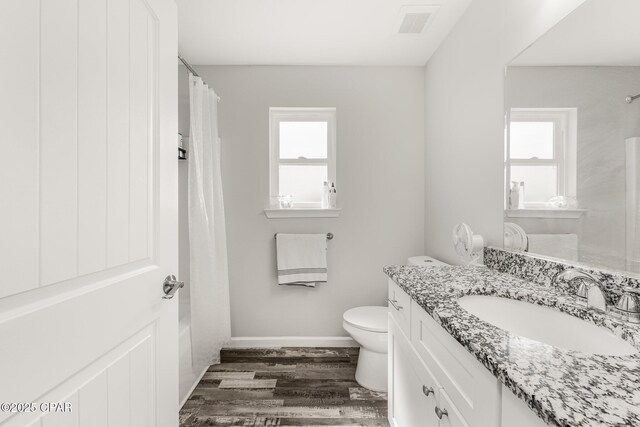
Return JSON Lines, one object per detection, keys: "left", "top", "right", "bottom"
{"left": 407, "top": 256, "right": 448, "bottom": 266}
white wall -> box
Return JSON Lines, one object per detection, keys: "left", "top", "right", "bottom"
{"left": 423, "top": 0, "right": 586, "bottom": 264}
{"left": 180, "top": 66, "right": 425, "bottom": 337}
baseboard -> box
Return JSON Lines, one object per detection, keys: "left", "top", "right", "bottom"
{"left": 179, "top": 365, "right": 208, "bottom": 409}
{"left": 226, "top": 336, "right": 358, "bottom": 348}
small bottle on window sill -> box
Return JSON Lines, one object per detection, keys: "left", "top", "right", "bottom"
{"left": 509, "top": 181, "right": 519, "bottom": 209}
{"left": 518, "top": 182, "right": 525, "bottom": 209}
{"left": 328, "top": 182, "right": 337, "bottom": 209}
{"left": 322, "top": 181, "right": 330, "bottom": 209}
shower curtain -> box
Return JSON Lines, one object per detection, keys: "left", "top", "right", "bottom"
{"left": 188, "top": 74, "right": 230, "bottom": 368}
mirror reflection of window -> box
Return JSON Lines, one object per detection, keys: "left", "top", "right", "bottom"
{"left": 502, "top": 0, "right": 640, "bottom": 273}
{"left": 507, "top": 108, "right": 577, "bottom": 208}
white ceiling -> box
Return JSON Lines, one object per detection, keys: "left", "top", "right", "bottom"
{"left": 512, "top": 0, "right": 640, "bottom": 66}
{"left": 177, "top": 0, "right": 472, "bottom": 66}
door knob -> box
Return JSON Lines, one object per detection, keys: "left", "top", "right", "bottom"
{"left": 162, "top": 275, "right": 184, "bottom": 299}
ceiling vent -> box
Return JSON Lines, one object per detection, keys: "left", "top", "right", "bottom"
{"left": 394, "top": 5, "right": 440, "bottom": 35}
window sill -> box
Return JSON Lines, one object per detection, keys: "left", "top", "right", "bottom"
{"left": 264, "top": 208, "right": 341, "bottom": 219}
{"left": 505, "top": 208, "right": 586, "bottom": 219}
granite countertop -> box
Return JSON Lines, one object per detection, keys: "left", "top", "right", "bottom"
{"left": 383, "top": 265, "right": 640, "bottom": 427}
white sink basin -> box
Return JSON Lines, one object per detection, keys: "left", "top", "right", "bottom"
{"left": 457, "top": 295, "right": 638, "bottom": 356}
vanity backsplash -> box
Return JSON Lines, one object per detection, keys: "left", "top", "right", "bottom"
{"left": 484, "top": 247, "right": 640, "bottom": 306}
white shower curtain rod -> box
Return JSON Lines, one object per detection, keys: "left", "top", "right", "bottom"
{"left": 178, "top": 54, "right": 221, "bottom": 102}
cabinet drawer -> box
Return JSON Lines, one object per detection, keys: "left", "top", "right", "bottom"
{"left": 388, "top": 319, "right": 439, "bottom": 427}
{"left": 389, "top": 318, "right": 440, "bottom": 427}
{"left": 438, "top": 388, "right": 470, "bottom": 427}
{"left": 411, "top": 301, "right": 501, "bottom": 425}
{"left": 388, "top": 280, "right": 411, "bottom": 337}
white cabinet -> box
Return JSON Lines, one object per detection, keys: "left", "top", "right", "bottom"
{"left": 388, "top": 280, "right": 502, "bottom": 427}
{"left": 389, "top": 315, "right": 471, "bottom": 427}
{"left": 411, "top": 300, "right": 501, "bottom": 425}
{"left": 388, "top": 316, "right": 439, "bottom": 427}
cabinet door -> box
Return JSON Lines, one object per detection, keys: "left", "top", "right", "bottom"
{"left": 411, "top": 301, "right": 501, "bottom": 426}
{"left": 389, "top": 319, "right": 439, "bottom": 427}
{"left": 437, "top": 388, "right": 470, "bottom": 427}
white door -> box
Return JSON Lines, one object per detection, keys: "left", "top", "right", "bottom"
{"left": 0, "top": 0, "right": 178, "bottom": 425}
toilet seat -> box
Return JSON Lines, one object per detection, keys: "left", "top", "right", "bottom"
{"left": 343, "top": 306, "right": 387, "bottom": 333}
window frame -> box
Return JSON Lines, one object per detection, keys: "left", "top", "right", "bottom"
{"left": 506, "top": 108, "right": 577, "bottom": 208}
{"left": 269, "top": 107, "right": 337, "bottom": 209}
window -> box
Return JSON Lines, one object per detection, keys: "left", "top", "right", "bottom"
{"left": 269, "top": 108, "right": 336, "bottom": 209}
{"left": 507, "top": 108, "right": 577, "bottom": 208}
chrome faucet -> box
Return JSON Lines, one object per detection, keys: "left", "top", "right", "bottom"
{"left": 553, "top": 269, "right": 607, "bottom": 313}
{"left": 611, "top": 287, "right": 640, "bottom": 323}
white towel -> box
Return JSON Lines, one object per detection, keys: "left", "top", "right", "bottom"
{"left": 276, "top": 233, "right": 327, "bottom": 287}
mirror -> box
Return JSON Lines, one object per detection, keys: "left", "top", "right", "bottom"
{"left": 503, "top": 0, "right": 640, "bottom": 273}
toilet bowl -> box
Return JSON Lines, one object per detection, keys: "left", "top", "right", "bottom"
{"left": 343, "top": 257, "right": 448, "bottom": 392}
{"left": 342, "top": 306, "right": 388, "bottom": 392}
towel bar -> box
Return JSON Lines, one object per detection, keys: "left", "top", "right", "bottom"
{"left": 274, "top": 233, "right": 333, "bottom": 240}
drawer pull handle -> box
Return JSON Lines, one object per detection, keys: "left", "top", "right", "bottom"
{"left": 434, "top": 406, "right": 448, "bottom": 419}
{"left": 422, "top": 385, "right": 434, "bottom": 397}
{"left": 387, "top": 298, "right": 403, "bottom": 311}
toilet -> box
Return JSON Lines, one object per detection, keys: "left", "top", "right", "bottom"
{"left": 343, "top": 306, "right": 388, "bottom": 391}
{"left": 343, "top": 256, "right": 447, "bottom": 392}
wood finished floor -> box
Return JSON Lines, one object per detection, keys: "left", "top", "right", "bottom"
{"left": 180, "top": 347, "right": 390, "bottom": 426}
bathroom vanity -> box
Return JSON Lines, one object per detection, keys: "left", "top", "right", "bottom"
{"left": 387, "top": 278, "right": 503, "bottom": 427}
{"left": 385, "top": 257, "right": 640, "bottom": 427}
